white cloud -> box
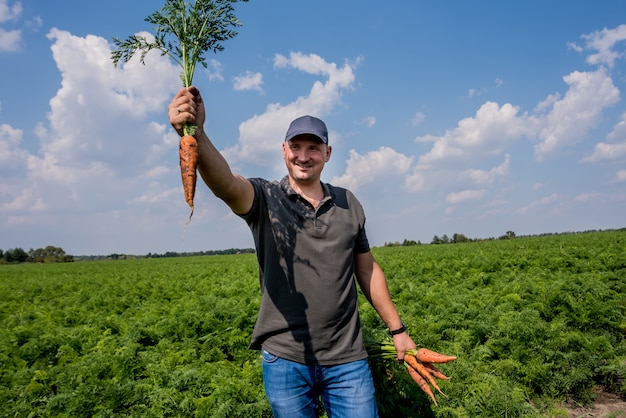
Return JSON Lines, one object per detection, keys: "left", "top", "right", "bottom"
{"left": 43, "top": 29, "right": 179, "bottom": 162}
{"left": 578, "top": 24, "right": 626, "bottom": 68}
{"left": 0, "top": 0, "right": 21, "bottom": 22}
{"left": 274, "top": 52, "right": 357, "bottom": 86}
{"left": 567, "top": 41, "right": 583, "bottom": 54}
{"left": 411, "top": 112, "right": 425, "bottom": 126}
{"left": 26, "top": 15, "right": 42, "bottom": 31}
{"left": 416, "top": 66, "right": 620, "bottom": 168}
{"left": 0, "top": 123, "right": 27, "bottom": 174}
{"left": 459, "top": 154, "right": 510, "bottom": 186}
{"left": 607, "top": 111, "right": 626, "bottom": 142}
{"left": 574, "top": 192, "right": 605, "bottom": 202}
{"left": 614, "top": 170, "right": 626, "bottom": 183}
{"left": 530, "top": 193, "right": 561, "bottom": 207}
{"left": 0, "top": 28, "right": 182, "bottom": 242}
{"left": 233, "top": 70, "right": 264, "bottom": 93}
{"left": 414, "top": 134, "right": 437, "bottom": 143}
{"left": 581, "top": 142, "right": 626, "bottom": 163}
{"left": 0, "top": 27, "right": 20, "bottom": 51}
{"left": 581, "top": 111, "right": 626, "bottom": 163}
{"left": 331, "top": 147, "right": 413, "bottom": 192}
{"left": 0, "top": 0, "right": 24, "bottom": 52}
{"left": 403, "top": 171, "right": 425, "bottom": 193}
{"left": 532, "top": 68, "right": 620, "bottom": 159}
{"left": 534, "top": 92, "right": 560, "bottom": 113}
{"left": 0, "top": 123, "right": 37, "bottom": 217}
{"left": 361, "top": 116, "right": 376, "bottom": 127}
{"left": 446, "top": 189, "right": 487, "bottom": 204}
{"left": 206, "top": 58, "right": 224, "bottom": 81}
{"left": 416, "top": 101, "right": 525, "bottom": 168}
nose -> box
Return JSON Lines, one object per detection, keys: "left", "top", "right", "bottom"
{"left": 296, "top": 149, "right": 310, "bottom": 162}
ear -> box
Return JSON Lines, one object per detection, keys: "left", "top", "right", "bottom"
{"left": 325, "top": 145, "right": 332, "bottom": 162}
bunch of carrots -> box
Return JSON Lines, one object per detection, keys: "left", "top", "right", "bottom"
{"left": 368, "top": 340, "right": 457, "bottom": 406}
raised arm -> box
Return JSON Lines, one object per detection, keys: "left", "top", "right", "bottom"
{"left": 168, "top": 87, "right": 254, "bottom": 215}
{"left": 354, "top": 251, "right": 417, "bottom": 360}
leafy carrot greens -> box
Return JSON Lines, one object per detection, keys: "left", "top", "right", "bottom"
{"left": 111, "top": 0, "right": 248, "bottom": 221}
{"left": 111, "top": 0, "right": 248, "bottom": 136}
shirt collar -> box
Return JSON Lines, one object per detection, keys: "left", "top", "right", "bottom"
{"left": 280, "top": 175, "right": 332, "bottom": 202}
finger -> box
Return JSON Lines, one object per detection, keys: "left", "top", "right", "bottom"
{"left": 171, "top": 102, "right": 189, "bottom": 117}
{"left": 168, "top": 101, "right": 182, "bottom": 115}
{"left": 169, "top": 105, "right": 182, "bottom": 119}
{"left": 188, "top": 85, "right": 199, "bottom": 98}
{"left": 177, "top": 105, "right": 190, "bottom": 115}
{"left": 186, "top": 86, "right": 203, "bottom": 106}
{"left": 175, "top": 98, "right": 197, "bottom": 114}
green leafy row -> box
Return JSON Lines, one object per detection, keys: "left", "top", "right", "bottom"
{"left": 362, "top": 231, "right": 626, "bottom": 417}
{"left": 1, "top": 230, "right": 625, "bottom": 417}
{"left": 1, "top": 256, "right": 269, "bottom": 417}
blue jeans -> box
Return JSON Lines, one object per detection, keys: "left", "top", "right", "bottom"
{"left": 262, "top": 349, "right": 379, "bottom": 418}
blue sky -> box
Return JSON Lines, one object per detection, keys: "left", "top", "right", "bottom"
{"left": 1, "top": 0, "right": 625, "bottom": 255}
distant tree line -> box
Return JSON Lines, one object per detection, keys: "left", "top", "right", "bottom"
{"left": 145, "top": 248, "right": 255, "bottom": 258}
{"left": 430, "top": 230, "right": 516, "bottom": 244}
{"left": 384, "top": 228, "right": 625, "bottom": 247}
{"left": 383, "top": 232, "right": 480, "bottom": 247}
{"left": 5, "top": 228, "right": 623, "bottom": 263}
{"left": 0, "top": 246, "right": 74, "bottom": 264}
{"left": 74, "top": 248, "right": 256, "bottom": 261}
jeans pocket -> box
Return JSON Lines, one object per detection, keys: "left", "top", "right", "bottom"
{"left": 262, "top": 349, "right": 279, "bottom": 364}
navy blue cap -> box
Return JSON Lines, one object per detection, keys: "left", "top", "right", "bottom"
{"left": 285, "top": 115, "right": 329, "bottom": 144}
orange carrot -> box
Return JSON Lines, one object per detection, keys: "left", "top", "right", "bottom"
{"left": 179, "top": 135, "right": 198, "bottom": 221}
{"left": 415, "top": 361, "right": 446, "bottom": 396}
{"left": 403, "top": 353, "right": 422, "bottom": 373}
{"left": 422, "top": 362, "right": 450, "bottom": 380}
{"left": 405, "top": 354, "right": 446, "bottom": 396}
{"left": 416, "top": 347, "right": 457, "bottom": 363}
{"left": 406, "top": 364, "right": 438, "bottom": 406}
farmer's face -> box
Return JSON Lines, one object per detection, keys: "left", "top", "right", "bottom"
{"left": 283, "top": 135, "right": 331, "bottom": 184}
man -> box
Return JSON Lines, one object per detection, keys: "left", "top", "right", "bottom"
{"left": 169, "top": 86, "right": 416, "bottom": 417}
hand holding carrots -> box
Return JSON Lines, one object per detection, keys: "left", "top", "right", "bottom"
{"left": 367, "top": 339, "right": 457, "bottom": 407}
{"left": 169, "top": 87, "right": 205, "bottom": 137}
{"left": 391, "top": 331, "right": 417, "bottom": 362}
{"left": 388, "top": 331, "right": 456, "bottom": 406}
{"left": 169, "top": 87, "right": 205, "bottom": 222}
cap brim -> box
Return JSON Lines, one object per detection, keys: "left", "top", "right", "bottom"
{"left": 285, "top": 132, "right": 326, "bottom": 143}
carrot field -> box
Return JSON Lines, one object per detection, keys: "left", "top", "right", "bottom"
{"left": 1, "top": 230, "right": 625, "bottom": 417}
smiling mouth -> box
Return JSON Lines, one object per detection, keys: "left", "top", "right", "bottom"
{"left": 295, "top": 162, "right": 312, "bottom": 169}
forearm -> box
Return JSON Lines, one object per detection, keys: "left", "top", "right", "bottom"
{"left": 366, "top": 262, "right": 404, "bottom": 330}
{"left": 195, "top": 130, "right": 252, "bottom": 214}
{"left": 355, "top": 254, "right": 403, "bottom": 330}
{"left": 355, "top": 253, "right": 417, "bottom": 358}
{"left": 196, "top": 131, "right": 235, "bottom": 195}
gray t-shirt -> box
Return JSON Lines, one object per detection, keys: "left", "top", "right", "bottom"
{"left": 240, "top": 176, "right": 370, "bottom": 365}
